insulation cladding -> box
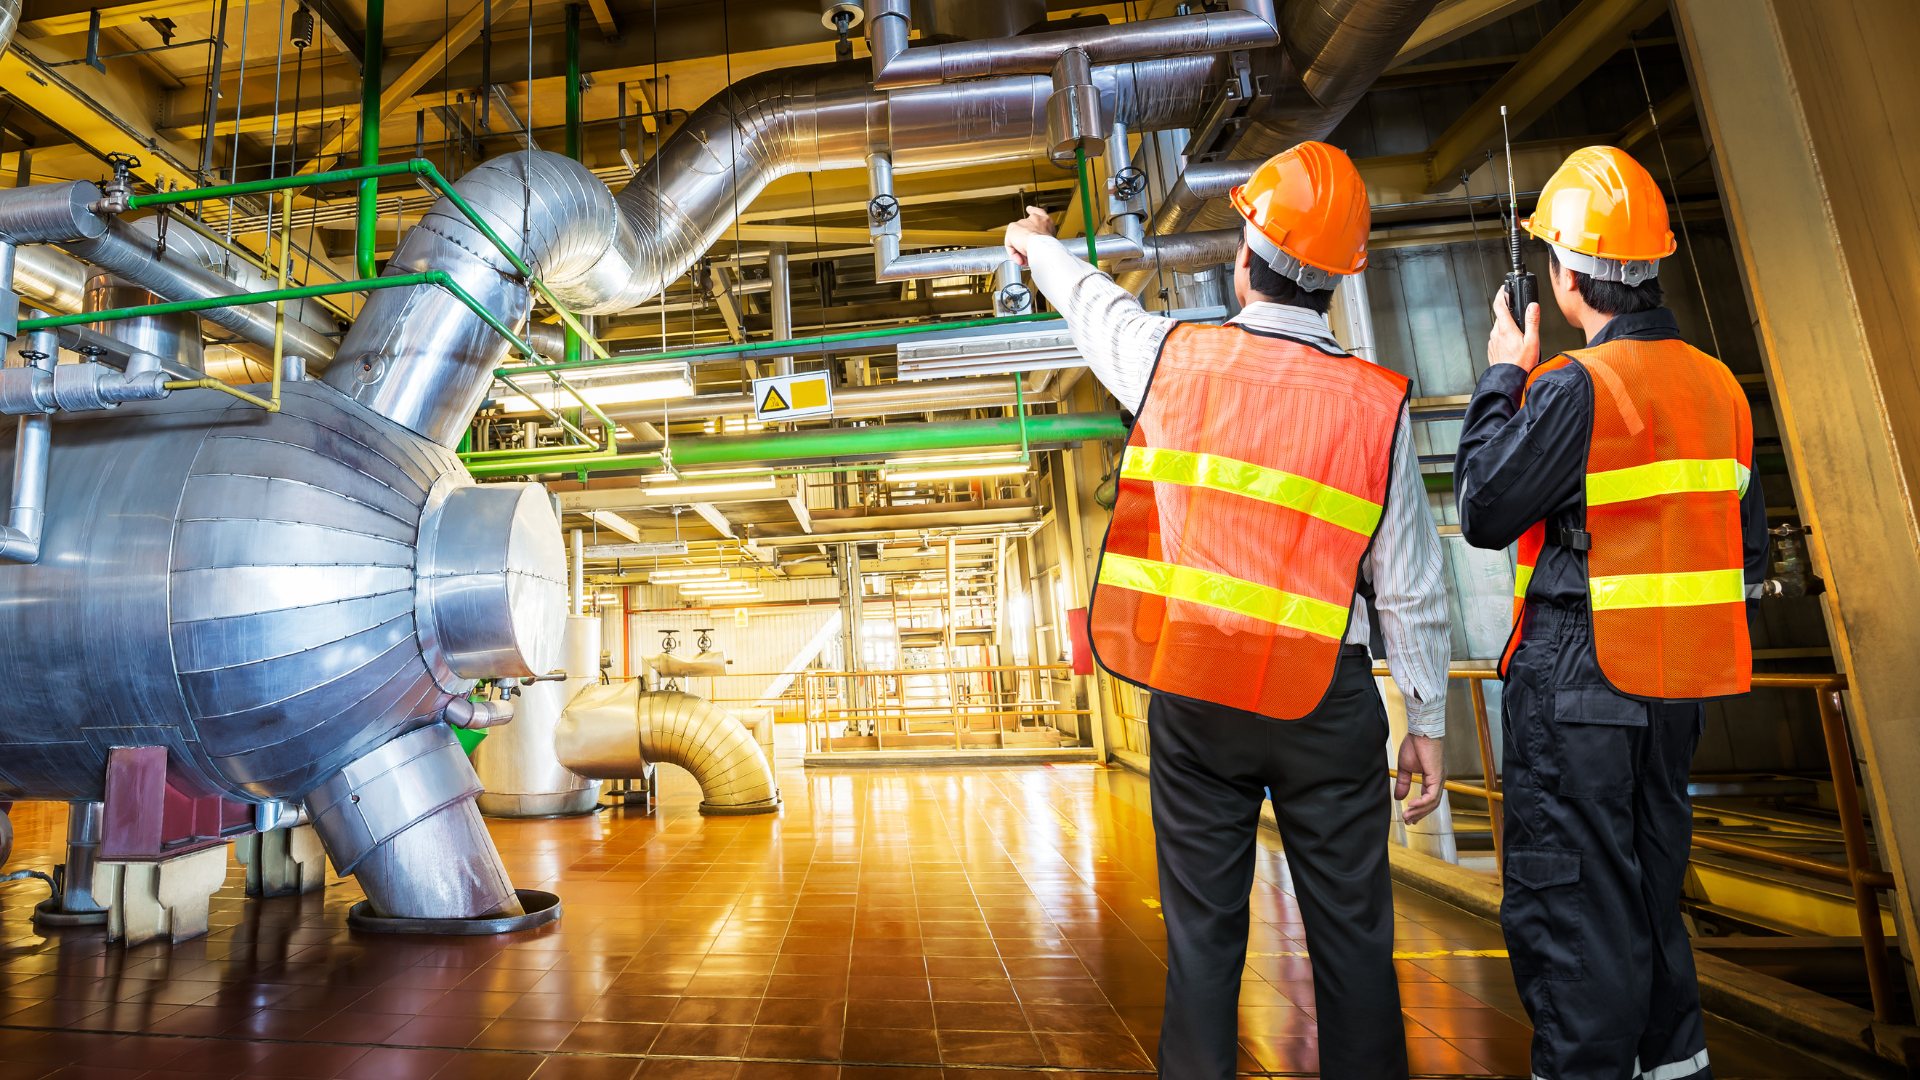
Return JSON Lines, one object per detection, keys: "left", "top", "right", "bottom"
{"left": 0, "top": 381, "right": 567, "bottom": 805}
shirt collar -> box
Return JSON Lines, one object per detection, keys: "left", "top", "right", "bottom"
{"left": 1227, "top": 302, "right": 1344, "bottom": 351}
{"left": 1587, "top": 307, "right": 1681, "bottom": 347}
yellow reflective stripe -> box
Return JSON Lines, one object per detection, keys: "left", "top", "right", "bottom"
{"left": 1098, "top": 552, "right": 1349, "bottom": 640}
{"left": 1586, "top": 458, "right": 1744, "bottom": 508}
{"left": 1589, "top": 569, "right": 1744, "bottom": 611}
{"left": 1514, "top": 562, "right": 1534, "bottom": 599}
{"left": 1122, "top": 446, "right": 1383, "bottom": 536}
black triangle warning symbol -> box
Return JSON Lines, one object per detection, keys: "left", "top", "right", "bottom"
{"left": 761, "top": 386, "right": 790, "bottom": 413}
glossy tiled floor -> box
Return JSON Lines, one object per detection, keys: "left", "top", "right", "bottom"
{"left": 0, "top": 728, "right": 1829, "bottom": 1079}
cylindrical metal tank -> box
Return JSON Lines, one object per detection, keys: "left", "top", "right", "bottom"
{"left": 0, "top": 380, "right": 566, "bottom": 920}
{"left": 473, "top": 615, "right": 602, "bottom": 817}
{"left": 86, "top": 270, "right": 204, "bottom": 372}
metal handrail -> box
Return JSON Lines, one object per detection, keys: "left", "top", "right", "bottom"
{"left": 1397, "top": 664, "right": 1896, "bottom": 1023}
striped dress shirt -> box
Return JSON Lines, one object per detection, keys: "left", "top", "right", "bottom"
{"left": 1026, "top": 234, "right": 1453, "bottom": 736}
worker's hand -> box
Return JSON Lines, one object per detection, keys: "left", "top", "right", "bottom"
{"left": 1489, "top": 286, "right": 1541, "bottom": 372}
{"left": 1003, "top": 205, "right": 1057, "bottom": 268}
{"left": 1395, "top": 734, "right": 1446, "bottom": 826}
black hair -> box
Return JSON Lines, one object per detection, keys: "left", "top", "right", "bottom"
{"left": 1242, "top": 241, "right": 1335, "bottom": 314}
{"left": 1547, "top": 247, "right": 1665, "bottom": 316}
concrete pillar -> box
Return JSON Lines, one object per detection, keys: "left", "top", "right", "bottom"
{"left": 1673, "top": 0, "right": 1920, "bottom": 990}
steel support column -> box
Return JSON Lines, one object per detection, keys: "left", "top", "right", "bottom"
{"left": 1673, "top": 0, "right": 1920, "bottom": 1015}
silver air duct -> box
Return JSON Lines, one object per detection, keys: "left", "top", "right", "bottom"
{"left": 1112, "top": 0, "right": 1438, "bottom": 293}
{"left": 557, "top": 684, "right": 780, "bottom": 816}
{"left": 329, "top": 59, "right": 1218, "bottom": 446}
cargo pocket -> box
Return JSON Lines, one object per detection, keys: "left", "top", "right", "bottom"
{"left": 1503, "top": 846, "right": 1583, "bottom": 980}
{"left": 1550, "top": 685, "right": 1646, "bottom": 799}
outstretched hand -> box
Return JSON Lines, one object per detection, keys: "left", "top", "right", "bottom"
{"left": 1003, "top": 205, "right": 1057, "bottom": 268}
{"left": 1489, "top": 285, "right": 1542, "bottom": 372}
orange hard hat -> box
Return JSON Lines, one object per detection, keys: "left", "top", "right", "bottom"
{"left": 1228, "top": 141, "right": 1369, "bottom": 288}
{"left": 1523, "top": 146, "right": 1676, "bottom": 263}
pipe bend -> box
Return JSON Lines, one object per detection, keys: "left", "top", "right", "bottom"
{"left": 557, "top": 686, "right": 779, "bottom": 816}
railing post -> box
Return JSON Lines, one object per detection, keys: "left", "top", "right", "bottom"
{"left": 1469, "top": 675, "right": 1503, "bottom": 869}
{"left": 1816, "top": 684, "right": 1898, "bottom": 1023}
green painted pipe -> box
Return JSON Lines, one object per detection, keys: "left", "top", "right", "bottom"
{"left": 1076, "top": 146, "right": 1099, "bottom": 264}
{"left": 128, "top": 161, "right": 424, "bottom": 209}
{"left": 498, "top": 311, "right": 1065, "bottom": 377}
{"left": 565, "top": 5, "right": 582, "bottom": 162}
{"left": 462, "top": 412, "right": 1126, "bottom": 479}
{"left": 357, "top": 0, "right": 385, "bottom": 280}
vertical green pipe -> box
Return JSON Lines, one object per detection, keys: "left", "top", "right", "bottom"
{"left": 357, "top": 0, "right": 385, "bottom": 279}
{"left": 1076, "top": 145, "right": 1099, "bottom": 264}
{"left": 565, "top": 5, "right": 582, "bottom": 162}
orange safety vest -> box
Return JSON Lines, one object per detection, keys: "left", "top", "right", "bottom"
{"left": 1499, "top": 336, "right": 1753, "bottom": 700}
{"left": 1088, "top": 324, "right": 1408, "bottom": 719}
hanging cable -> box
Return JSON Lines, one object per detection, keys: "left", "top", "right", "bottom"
{"left": 1629, "top": 33, "right": 1720, "bottom": 357}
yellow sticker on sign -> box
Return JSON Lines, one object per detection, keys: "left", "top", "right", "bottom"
{"left": 752, "top": 371, "right": 834, "bottom": 421}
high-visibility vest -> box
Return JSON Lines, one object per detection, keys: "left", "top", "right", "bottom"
{"left": 1088, "top": 324, "right": 1408, "bottom": 719}
{"left": 1498, "top": 336, "right": 1753, "bottom": 700}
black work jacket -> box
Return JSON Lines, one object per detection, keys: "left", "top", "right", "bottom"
{"left": 1453, "top": 309, "right": 1768, "bottom": 688}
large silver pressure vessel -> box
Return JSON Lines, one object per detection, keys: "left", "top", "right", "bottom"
{"left": 0, "top": 381, "right": 566, "bottom": 805}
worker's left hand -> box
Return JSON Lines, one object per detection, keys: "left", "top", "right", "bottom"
{"left": 1488, "top": 285, "right": 1541, "bottom": 372}
{"left": 1003, "top": 205, "right": 1057, "bottom": 268}
{"left": 1395, "top": 734, "right": 1446, "bottom": 825}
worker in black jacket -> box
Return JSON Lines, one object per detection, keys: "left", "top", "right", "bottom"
{"left": 1454, "top": 146, "right": 1768, "bottom": 1080}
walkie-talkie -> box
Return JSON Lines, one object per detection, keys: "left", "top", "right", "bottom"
{"left": 1500, "top": 105, "right": 1536, "bottom": 328}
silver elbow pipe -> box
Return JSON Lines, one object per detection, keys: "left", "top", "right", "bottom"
{"left": 0, "top": 325, "right": 53, "bottom": 565}
{"left": 870, "top": 0, "right": 1275, "bottom": 88}
{"left": 557, "top": 687, "right": 780, "bottom": 816}
{"left": 0, "top": 0, "right": 20, "bottom": 60}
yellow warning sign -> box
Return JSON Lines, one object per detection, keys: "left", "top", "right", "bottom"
{"left": 752, "top": 371, "right": 834, "bottom": 421}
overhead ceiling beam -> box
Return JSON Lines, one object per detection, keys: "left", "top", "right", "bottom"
{"left": 298, "top": 0, "right": 526, "bottom": 175}
{"left": 585, "top": 0, "right": 617, "bottom": 38}
{"left": 1389, "top": 0, "right": 1543, "bottom": 68}
{"left": 18, "top": 0, "right": 178, "bottom": 38}
{"left": 1420, "top": 0, "right": 1668, "bottom": 192}
{"left": 0, "top": 38, "right": 202, "bottom": 188}
{"left": 303, "top": 0, "right": 366, "bottom": 69}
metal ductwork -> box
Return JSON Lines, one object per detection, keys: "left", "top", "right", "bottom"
{"left": 1157, "top": 0, "right": 1440, "bottom": 250}
{"left": 327, "top": 58, "right": 1218, "bottom": 447}
{"left": 557, "top": 684, "right": 780, "bottom": 816}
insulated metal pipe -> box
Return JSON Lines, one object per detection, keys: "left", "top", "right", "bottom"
{"left": 767, "top": 242, "right": 793, "bottom": 377}
{"left": 571, "top": 528, "right": 584, "bottom": 615}
{"left": 1109, "top": 228, "right": 1244, "bottom": 274}
{"left": 870, "top": 0, "right": 1277, "bottom": 88}
{"left": 0, "top": 320, "right": 53, "bottom": 563}
{"left": 13, "top": 246, "right": 87, "bottom": 313}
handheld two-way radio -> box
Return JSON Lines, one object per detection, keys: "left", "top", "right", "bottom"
{"left": 1500, "top": 105, "right": 1536, "bottom": 329}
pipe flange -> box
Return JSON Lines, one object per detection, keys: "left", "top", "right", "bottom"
{"left": 699, "top": 794, "right": 781, "bottom": 817}
{"left": 347, "top": 888, "right": 561, "bottom": 934}
{"left": 867, "top": 194, "right": 899, "bottom": 226}
{"left": 32, "top": 899, "right": 108, "bottom": 928}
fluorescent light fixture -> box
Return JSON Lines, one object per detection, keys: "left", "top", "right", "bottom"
{"left": 645, "top": 478, "right": 778, "bottom": 497}
{"left": 585, "top": 541, "right": 689, "bottom": 560}
{"left": 882, "top": 463, "right": 1032, "bottom": 483}
{"left": 881, "top": 452, "right": 1022, "bottom": 469}
{"left": 649, "top": 567, "right": 729, "bottom": 582}
{"left": 686, "top": 591, "right": 762, "bottom": 602}
{"left": 678, "top": 582, "right": 758, "bottom": 594}
{"left": 489, "top": 361, "right": 695, "bottom": 414}
{"left": 644, "top": 467, "right": 775, "bottom": 482}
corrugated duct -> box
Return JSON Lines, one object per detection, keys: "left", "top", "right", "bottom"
{"left": 556, "top": 683, "right": 781, "bottom": 816}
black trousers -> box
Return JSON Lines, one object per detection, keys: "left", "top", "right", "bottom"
{"left": 1149, "top": 645, "right": 1406, "bottom": 1080}
{"left": 1502, "top": 607, "right": 1710, "bottom": 1080}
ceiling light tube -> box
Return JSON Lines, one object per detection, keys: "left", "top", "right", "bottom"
{"left": 881, "top": 463, "right": 1032, "bottom": 483}
{"left": 645, "top": 478, "right": 779, "bottom": 496}
{"left": 649, "top": 567, "right": 731, "bottom": 582}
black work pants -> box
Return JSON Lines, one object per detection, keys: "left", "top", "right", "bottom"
{"left": 1150, "top": 645, "right": 1407, "bottom": 1080}
{"left": 1502, "top": 606, "right": 1710, "bottom": 1080}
